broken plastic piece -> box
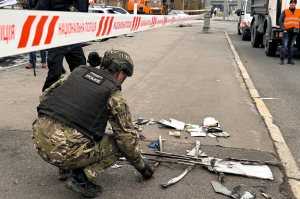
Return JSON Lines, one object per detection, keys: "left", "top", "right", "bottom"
{"left": 204, "top": 117, "right": 222, "bottom": 132}
{"left": 231, "top": 185, "right": 256, "bottom": 199}
{"left": 139, "top": 133, "right": 146, "bottom": 140}
{"left": 213, "top": 132, "right": 230, "bottom": 137}
{"left": 261, "top": 193, "right": 274, "bottom": 199}
{"left": 169, "top": 131, "right": 181, "bottom": 136}
{"left": 110, "top": 164, "right": 122, "bottom": 169}
{"left": 158, "top": 118, "right": 185, "bottom": 130}
{"left": 146, "top": 119, "right": 156, "bottom": 125}
{"left": 203, "top": 157, "right": 274, "bottom": 180}
{"left": 149, "top": 141, "right": 158, "bottom": 148}
{"left": 208, "top": 133, "right": 216, "bottom": 138}
{"left": 133, "top": 118, "right": 149, "bottom": 125}
{"left": 211, "top": 182, "right": 256, "bottom": 199}
{"left": 200, "top": 152, "right": 207, "bottom": 157}
{"left": 203, "top": 117, "right": 219, "bottom": 127}
{"left": 187, "top": 141, "right": 202, "bottom": 156}
{"left": 186, "top": 125, "right": 206, "bottom": 136}
{"left": 211, "top": 181, "right": 232, "bottom": 196}
{"left": 125, "top": 34, "right": 134, "bottom": 37}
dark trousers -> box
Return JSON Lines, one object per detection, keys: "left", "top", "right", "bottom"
{"left": 280, "top": 31, "right": 297, "bottom": 62}
{"left": 42, "top": 45, "right": 86, "bottom": 92}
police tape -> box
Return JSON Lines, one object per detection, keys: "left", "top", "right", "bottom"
{"left": 0, "top": 10, "right": 205, "bottom": 58}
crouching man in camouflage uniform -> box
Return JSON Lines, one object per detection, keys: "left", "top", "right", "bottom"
{"left": 31, "top": 49, "right": 153, "bottom": 198}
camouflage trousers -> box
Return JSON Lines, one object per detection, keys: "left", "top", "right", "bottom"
{"left": 32, "top": 115, "right": 121, "bottom": 179}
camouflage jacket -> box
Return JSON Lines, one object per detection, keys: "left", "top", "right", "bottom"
{"left": 39, "top": 73, "right": 144, "bottom": 171}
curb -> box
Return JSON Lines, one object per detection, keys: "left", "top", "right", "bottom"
{"left": 224, "top": 30, "right": 300, "bottom": 198}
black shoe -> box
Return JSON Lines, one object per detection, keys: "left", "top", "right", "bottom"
{"left": 58, "top": 168, "right": 72, "bottom": 181}
{"left": 287, "top": 61, "right": 295, "bottom": 65}
{"left": 279, "top": 61, "right": 284, "bottom": 65}
{"left": 62, "top": 67, "right": 67, "bottom": 74}
{"left": 65, "top": 169, "right": 102, "bottom": 198}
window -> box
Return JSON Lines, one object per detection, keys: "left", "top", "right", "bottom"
{"left": 107, "top": 9, "right": 115, "bottom": 14}
{"left": 115, "top": 8, "right": 127, "bottom": 14}
{"left": 149, "top": 1, "right": 162, "bottom": 7}
{"left": 246, "top": 1, "right": 251, "bottom": 13}
{"left": 92, "top": 10, "right": 104, "bottom": 13}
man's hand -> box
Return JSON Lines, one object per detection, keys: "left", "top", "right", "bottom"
{"left": 138, "top": 164, "right": 153, "bottom": 179}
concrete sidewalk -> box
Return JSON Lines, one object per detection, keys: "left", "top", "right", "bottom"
{"left": 0, "top": 22, "right": 295, "bottom": 198}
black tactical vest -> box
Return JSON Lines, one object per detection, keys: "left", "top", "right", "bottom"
{"left": 37, "top": 65, "right": 121, "bottom": 141}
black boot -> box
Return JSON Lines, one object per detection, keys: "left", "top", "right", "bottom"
{"left": 65, "top": 169, "right": 102, "bottom": 198}
{"left": 287, "top": 60, "right": 295, "bottom": 65}
{"left": 279, "top": 60, "right": 284, "bottom": 65}
{"left": 58, "top": 168, "right": 72, "bottom": 181}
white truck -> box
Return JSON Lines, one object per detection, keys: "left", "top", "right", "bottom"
{"left": 250, "top": 0, "right": 300, "bottom": 56}
{"left": 237, "top": 0, "right": 253, "bottom": 40}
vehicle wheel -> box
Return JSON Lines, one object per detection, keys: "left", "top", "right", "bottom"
{"left": 238, "top": 24, "right": 242, "bottom": 35}
{"left": 264, "top": 34, "right": 278, "bottom": 56}
{"left": 251, "top": 25, "right": 262, "bottom": 47}
{"left": 242, "top": 27, "right": 247, "bottom": 40}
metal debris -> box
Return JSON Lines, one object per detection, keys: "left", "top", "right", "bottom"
{"left": 203, "top": 157, "right": 274, "bottom": 180}
{"left": 161, "top": 166, "right": 193, "bottom": 188}
{"left": 119, "top": 157, "right": 126, "bottom": 161}
{"left": 231, "top": 185, "right": 256, "bottom": 199}
{"left": 146, "top": 119, "right": 156, "bottom": 125}
{"left": 261, "top": 193, "right": 274, "bottom": 199}
{"left": 158, "top": 118, "right": 185, "bottom": 130}
{"left": 187, "top": 125, "right": 206, "bottom": 137}
{"left": 211, "top": 181, "right": 232, "bottom": 196}
{"left": 110, "top": 164, "right": 122, "bottom": 169}
{"left": 133, "top": 118, "right": 149, "bottom": 125}
{"left": 211, "top": 182, "right": 256, "bottom": 199}
{"left": 125, "top": 34, "right": 134, "bottom": 37}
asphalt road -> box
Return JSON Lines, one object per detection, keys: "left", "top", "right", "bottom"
{"left": 0, "top": 20, "right": 295, "bottom": 198}
{"left": 225, "top": 22, "right": 300, "bottom": 167}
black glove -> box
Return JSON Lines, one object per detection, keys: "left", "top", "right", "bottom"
{"left": 138, "top": 164, "right": 153, "bottom": 179}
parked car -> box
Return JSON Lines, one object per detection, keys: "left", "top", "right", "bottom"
{"left": 237, "top": 0, "right": 252, "bottom": 40}
{"left": 168, "top": 10, "right": 187, "bottom": 16}
{"left": 106, "top": 6, "right": 130, "bottom": 14}
{"left": 88, "top": 5, "right": 115, "bottom": 14}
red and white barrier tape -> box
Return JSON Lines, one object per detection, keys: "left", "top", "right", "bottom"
{"left": 0, "top": 10, "right": 205, "bottom": 58}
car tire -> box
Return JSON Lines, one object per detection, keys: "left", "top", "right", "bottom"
{"left": 251, "top": 25, "right": 262, "bottom": 47}
{"left": 264, "top": 34, "right": 278, "bottom": 56}
{"left": 238, "top": 24, "right": 242, "bottom": 35}
{"left": 242, "top": 27, "right": 247, "bottom": 40}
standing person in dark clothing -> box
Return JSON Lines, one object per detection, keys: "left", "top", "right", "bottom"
{"left": 278, "top": 0, "right": 300, "bottom": 65}
{"left": 36, "top": 0, "right": 89, "bottom": 91}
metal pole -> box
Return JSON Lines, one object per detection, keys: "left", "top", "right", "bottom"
{"left": 223, "top": 0, "right": 226, "bottom": 19}
{"left": 182, "top": 0, "right": 184, "bottom": 10}
{"left": 134, "top": 0, "right": 137, "bottom": 15}
{"left": 227, "top": 0, "right": 229, "bottom": 20}
{"left": 202, "top": 0, "right": 212, "bottom": 33}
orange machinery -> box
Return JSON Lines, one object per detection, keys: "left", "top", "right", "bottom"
{"left": 127, "top": 0, "right": 163, "bottom": 14}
